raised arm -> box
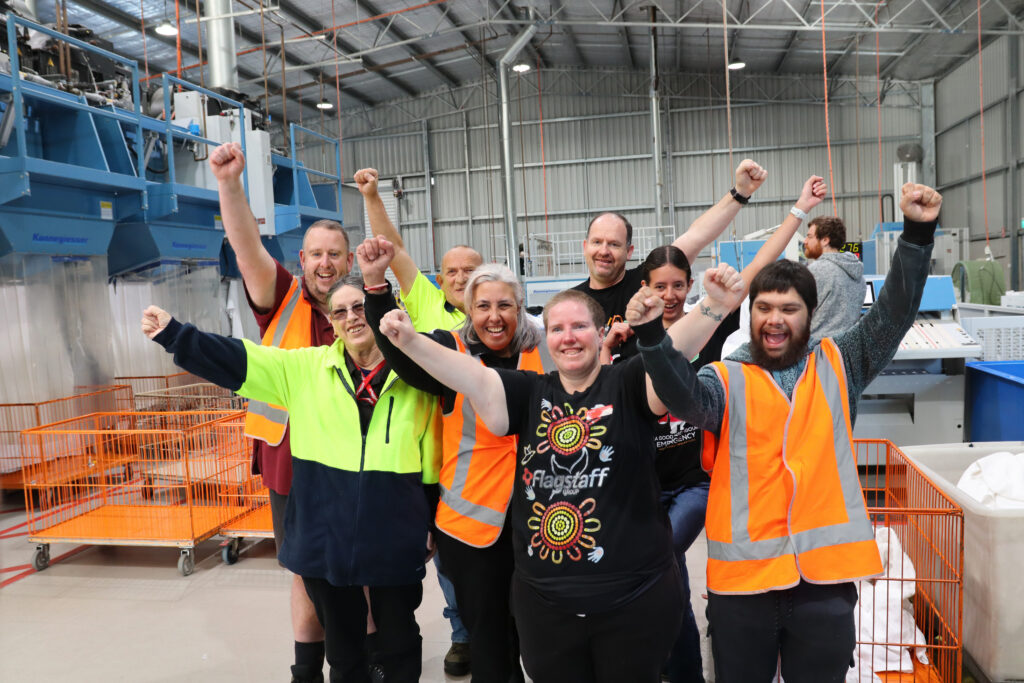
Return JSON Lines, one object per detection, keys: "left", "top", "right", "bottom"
{"left": 627, "top": 266, "right": 744, "bottom": 415}
{"left": 355, "top": 168, "right": 421, "bottom": 296}
{"left": 379, "top": 308, "right": 509, "bottom": 435}
{"left": 358, "top": 237, "right": 447, "bottom": 396}
{"left": 738, "top": 175, "right": 826, "bottom": 294}
{"left": 210, "top": 143, "right": 278, "bottom": 310}
{"left": 835, "top": 183, "right": 941, "bottom": 397}
{"left": 672, "top": 159, "right": 768, "bottom": 263}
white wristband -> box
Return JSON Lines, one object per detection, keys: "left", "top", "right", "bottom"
{"left": 790, "top": 206, "right": 809, "bottom": 221}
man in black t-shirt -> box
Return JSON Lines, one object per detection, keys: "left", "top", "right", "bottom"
{"left": 573, "top": 159, "right": 766, "bottom": 361}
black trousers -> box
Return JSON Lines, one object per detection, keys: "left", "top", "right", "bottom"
{"left": 434, "top": 524, "right": 523, "bottom": 683}
{"left": 511, "top": 568, "right": 683, "bottom": 683}
{"left": 301, "top": 578, "right": 422, "bottom": 683}
{"left": 707, "top": 580, "right": 858, "bottom": 683}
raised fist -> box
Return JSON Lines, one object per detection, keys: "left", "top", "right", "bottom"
{"left": 735, "top": 159, "right": 768, "bottom": 197}
{"left": 900, "top": 183, "right": 942, "bottom": 223}
{"left": 209, "top": 142, "right": 245, "bottom": 183}
{"left": 354, "top": 168, "right": 380, "bottom": 197}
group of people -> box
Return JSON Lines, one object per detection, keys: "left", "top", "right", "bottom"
{"left": 140, "top": 141, "right": 942, "bottom": 683}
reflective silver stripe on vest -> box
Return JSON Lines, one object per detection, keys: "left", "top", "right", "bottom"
{"left": 707, "top": 347, "right": 873, "bottom": 563}
{"left": 438, "top": 337, "right": 513, "bottom": 532}
{"left": 246, "top": 279, "right": 302, "bottom": 427}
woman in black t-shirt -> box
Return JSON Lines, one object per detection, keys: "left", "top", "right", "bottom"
{"left": 376, "top": 269, "right": 746, "bottom": 683}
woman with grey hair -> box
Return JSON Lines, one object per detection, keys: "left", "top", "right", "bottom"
{"left": 357, "top": 236, "right": 542, "bottom": 683}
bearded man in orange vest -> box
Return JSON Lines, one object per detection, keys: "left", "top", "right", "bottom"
{"left": 211, "top": 141, "right": 352, "bottom": 683}
{"left": 631, "top": 182, "right": 942, "bottom": 682}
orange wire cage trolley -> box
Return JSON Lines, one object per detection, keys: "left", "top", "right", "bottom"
{"left": 128, "top": 386, "right": 268, "bottom": 564}
{"left": 114, "top": 372, "right": 199, "bottom": 405}
{"left": 21, "top": 410, "right": 250, "bottom": 575}
{"left": 0, "top": 385, "right": 133, "bottom": 493}
{"left": 133, "top": 382, "right": 247, "bottom": 413}
{"left": 856, "top": 439, "right": 965, "bottom": 683}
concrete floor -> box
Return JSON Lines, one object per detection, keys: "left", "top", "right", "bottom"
{"left": 0, "top": 491, "right": 713, "bottom": 682}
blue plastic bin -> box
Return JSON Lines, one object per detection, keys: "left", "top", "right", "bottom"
{"left": 966, "top": 361, "right": 1024, "bottom": 441}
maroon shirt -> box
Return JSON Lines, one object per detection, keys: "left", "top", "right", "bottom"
{"left": 245, "top": 260, "right": 336, "bottom": 494}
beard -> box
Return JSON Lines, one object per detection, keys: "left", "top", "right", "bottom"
{"left": 750, "top": 322, "right": 811, "bottom": 371}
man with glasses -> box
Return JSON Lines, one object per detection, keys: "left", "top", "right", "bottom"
{"left": 210, "top": 141, "right": 352, "bottom": 683}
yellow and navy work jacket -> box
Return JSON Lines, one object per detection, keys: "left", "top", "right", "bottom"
{"left": 153, "top": 318, "right": 443, "bottom": 586}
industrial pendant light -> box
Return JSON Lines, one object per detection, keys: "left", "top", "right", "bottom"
{"left": 316, "top": 98, "right": 333, "bottom": 110}
{"left": 155, "top": 0, "right": 178, "bottom": 36}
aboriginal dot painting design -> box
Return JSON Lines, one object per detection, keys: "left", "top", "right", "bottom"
{"left": 536, "top": 403, "right": 606, "bottom": 457}
{"left": 526, "top": 498, "right": 601, "bottom": 563}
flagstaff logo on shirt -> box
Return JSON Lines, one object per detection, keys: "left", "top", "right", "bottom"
{"left": 520, "top": 398, "right": 615, "bottom": 565}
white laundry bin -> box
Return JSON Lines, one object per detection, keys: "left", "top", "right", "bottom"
{"left": 901, "top": 441, "right": 1024, "bottom": 683}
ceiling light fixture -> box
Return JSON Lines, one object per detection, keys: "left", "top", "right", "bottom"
{"left": 511, "top": 62, "right": 531, "bottom": 73}
{"left": 727, "top": 60, "right": 746, "bottom": 71}
{"left": 155, "top": 0, "right": 178, "bottom": 36}
{"left": 316, "top": 98, "right": 333, "bottom": 110}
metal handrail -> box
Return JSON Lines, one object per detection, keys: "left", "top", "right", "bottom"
{"left": 160, "top": 74, "right": 249, "bottom": 199}
{"left": 288, "top": 122, "right": 341, "bottom": 210}
{"left": 5, "top": 12, "right": 144, "bottom": 177}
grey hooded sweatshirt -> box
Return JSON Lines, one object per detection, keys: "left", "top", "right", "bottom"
{"left": 807, "top": 251, "right": 867, "bottom": 341}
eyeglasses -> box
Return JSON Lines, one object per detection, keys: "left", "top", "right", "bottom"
{"left": 329, "top": 301, "right": 365, "bottom": 321}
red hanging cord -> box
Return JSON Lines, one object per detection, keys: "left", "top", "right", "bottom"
{"left": 819, "top": 0, "right": 837, "bottom": 214}
{"left": 140, "top": 0, "right": 150, "bottom": 80}
{"left": 175, "top": 0, "right": 182, "bottom": 79}
{"left": 721, "top": 0, "right": 734, "bottom": 173}
{"left": 536, "top": 55, "right": 549, "bottom": 241}
{"left": 875, "top": 1, "right": 883, "bottom": 223}
{"left": 977, "top": 0, "right": 991, "bottom": 245}
{"left": 332, "top": 0, "right": 344, "bottom": 176}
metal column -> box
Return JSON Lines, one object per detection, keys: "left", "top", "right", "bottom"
{"left": 920, "top": 82, "right": 936, "bottom": 189}
{"left": 1009, "top": 37, "right": 1021, "bottom": 289}
{"left": 423, "top": 119, "right": 438, "bottom": 271}
{"left": 650, "top": 7, "right": 665, "bottom": 228}
{"left": 498, "top": 23, "right": 538, "bottom": 270}
{"left": 206, "top": 0, "right": 239, "bottom": 90}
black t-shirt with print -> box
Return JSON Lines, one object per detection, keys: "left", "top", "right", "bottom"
{"left": 572, "top": 267, "right": 646, "bottom": 362}
{"left": 654, "top": 309, "right": 740, "bottom": 491}
{"left": 497, "top": 356, "right": 674, "bottom": 614}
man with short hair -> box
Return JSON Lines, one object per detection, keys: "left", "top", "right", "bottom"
{"left": 804, "top": 215, "right": 867, "bottom": 340}
{"left": 211, "top": 141, "right": 352, "bottom": 683}
{"left": 355, "top": 168, "right": 479, "bottom": 332}
{"left": 354, "top": 166, "right": 474, "bottom": 677}
{"left": 634, "top": 182, "right": 943, "bottom": 682}
{"left": 575, "top": 159, "right": 768, "bottom": 360}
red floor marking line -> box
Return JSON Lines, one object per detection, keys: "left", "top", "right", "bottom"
{"left": 0, "top": 531, "right": 28, "bottom": 539}
{"left": 1, "top": 564, "right": 31, "bottom": 573}
{"left": 0, "top": 519, "right": 29, "bottom": 535}
{"left": 0, "top": 544, "right": 88, "bottom": 589}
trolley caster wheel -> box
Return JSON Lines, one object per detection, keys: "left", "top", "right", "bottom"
{"left": 222, "top": 538, "right": 240, "bottom": 565}
{"left": 32, "top": 545, "right": 50, "bottom": 572}
{"left": 177, "top": 550, "right": 195, "bottom": 576}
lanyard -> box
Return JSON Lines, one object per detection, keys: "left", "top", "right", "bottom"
{"left": 354, "top": 360, "right": 387, "bottom": 406}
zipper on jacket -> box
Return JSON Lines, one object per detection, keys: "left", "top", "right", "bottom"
{"left": 385, "top": 396, "right": 394, "bottom": 443}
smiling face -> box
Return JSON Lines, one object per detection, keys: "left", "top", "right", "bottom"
{"left": 583, "top": 214, "right": 634, "bottom": 287}
{"left": 438, "top": 247, "right": 483, "bottom": 312}
{"left": 749, "top": 288, "right": 812, "bottom": 370}
{"left": 646, "top": 263, "right": 693, "bottom": 325}
{"left": 300, "top": 226, "right": 352, "bottom": 308}
{"left": 329, "top": 285, "right": 375, "bottom": 354}
{"left": 469, "top": 281, "right": 519, "bottom": 355}
{"left": 545, "top": 299, "right": 603, "bottom": 378}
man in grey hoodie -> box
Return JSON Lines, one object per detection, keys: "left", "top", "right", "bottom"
{"left": 804, "top": 216, "right": 867, "bottom": 340}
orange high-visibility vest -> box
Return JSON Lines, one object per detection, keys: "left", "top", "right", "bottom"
{"left": 435, "top": 333, "right": 543, "bottom": 547}
{"left": 702, "top": 338, "right": 882, "bottom": 594}
{"left": 243, "top": 277, "right": 314, "bottom": 446}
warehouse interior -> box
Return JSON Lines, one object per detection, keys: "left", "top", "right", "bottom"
{"left": 1, "top": 0, "right": 1023, "bottom": 680}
